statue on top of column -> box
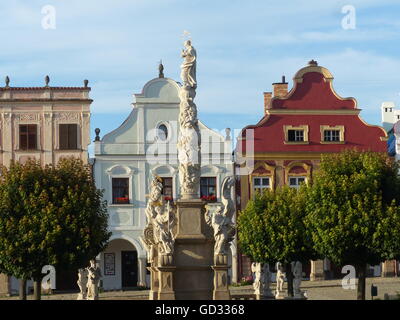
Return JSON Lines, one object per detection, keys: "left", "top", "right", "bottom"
{"left": 180, "top": 40, "right": 197, "bottom": 89}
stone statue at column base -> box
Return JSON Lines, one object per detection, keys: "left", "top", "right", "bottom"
{"left": 275, "top": 262, "right": 286, "bottom": 299}
{"left": 292, "top": 261, "right": 307, "bottom": 299}
{"left": 77, "top": 268, "right": 88, "bottom": 300}
{"left": 86, "top": 260, "right": 102, "bottom": 300}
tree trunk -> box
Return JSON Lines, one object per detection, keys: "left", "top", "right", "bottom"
{"left": 19, "top": 279, "right": 27, "bottom": 300}
{"left": 357, "top": 264, "right": 367, "bottom": 300}
{"left": 33, "top": 280, "right": 41, "bottom": 300}
{"left": 285, "top": 262, "right": 294, "bottom": 297}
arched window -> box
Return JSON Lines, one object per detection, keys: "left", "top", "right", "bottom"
{"left": 157, "top": 124, "right": 168, "bottom": 141}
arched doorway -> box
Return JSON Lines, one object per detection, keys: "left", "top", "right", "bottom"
{"left": 100, "top": 239, "right": 139, "bottom": 291}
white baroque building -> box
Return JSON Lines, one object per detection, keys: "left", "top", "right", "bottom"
{"left": 381, "top": 101, "right": 399, "bottom": 132}
{"left": 93, "top": 71, "right": 236, "bottom": 290}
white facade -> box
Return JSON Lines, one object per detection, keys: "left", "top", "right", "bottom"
{"left": 93, "top": 75, "right": 235, "bottom": 290}
{"left": 381, "top": 101, "right": 400, "bottom": 132}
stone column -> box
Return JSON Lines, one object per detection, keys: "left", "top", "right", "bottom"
{"left": 148, "top": 266, "right": 159, "bottom": 300}
{"left": 2, "top": 111, "right": 13, "bottom": 166}
{"left": 137, "top": 257, "right": 147, "bottom": 287}
{"left": 310, "top": 260, "right": 325, "bottom": 281}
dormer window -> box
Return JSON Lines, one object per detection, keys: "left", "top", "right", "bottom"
{"left": 284, "top": 125, "right": 309, "bottom": 144}
{"left": 320, "top": 125, "right": 345, "bottom": 144}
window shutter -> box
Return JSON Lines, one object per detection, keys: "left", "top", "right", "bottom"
{"left": 59, "top": 124, "right": 68, "bottom": 149}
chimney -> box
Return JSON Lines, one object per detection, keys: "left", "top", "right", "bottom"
{"left": 272, "top": 75, "right": 288, "bottom": 98}
{"left": 264, "top": 92, "right": 272, "bottom": 113}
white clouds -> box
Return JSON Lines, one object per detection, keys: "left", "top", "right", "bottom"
{"left": 0, "top": 1, "right": 398, "bottom": 127}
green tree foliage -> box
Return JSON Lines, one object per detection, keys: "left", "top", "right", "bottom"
{"left": 0, "top": 158, "right": 111, "bottom": 299}
{"left": 238, "top": 186, "right": 319, "bottom": 296}
{"left": 304, "top": 150, "right": 400, "bottom": 300}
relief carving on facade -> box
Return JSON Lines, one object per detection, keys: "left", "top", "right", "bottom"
{"left": 54, "top": 112, "right": 80, "bottom": 122}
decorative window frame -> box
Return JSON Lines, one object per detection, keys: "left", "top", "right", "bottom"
{"left": 151, "top": 164, "right": 178, "bottom": 200}
{"left": 153, "top": 121, "right": 175, "bottom": 144}
{"left": 14, "top": 113, "right": 41, "bottom": 151}
{"left": 249, "top": 162, "right": 276, "bottom": 194}
{"left": 284, "top": 161, "right": 311, "bottom": 186}
{"left": 320, "top": 125, "right": 345, "bottom": 144}
{"left": 201, "top": 165, "right": 224, "bottom": 200}
{"left": 106, "top": 165, "right": 135, "bottom": 206}
{"left": 283, "top": 125, "right": 309, "bottom": 145}
{"left": 53, "top": 112, "right": 82, "bottom": 150}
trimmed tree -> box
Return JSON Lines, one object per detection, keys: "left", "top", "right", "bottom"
{"left": 0, "top": 158, "right": 111, "bottom": 300}
{"left": 238, "top": 186, "right": 319, "bottom": 297}
{"left": 304, "top": 150, "right": 400, "bottom": 300}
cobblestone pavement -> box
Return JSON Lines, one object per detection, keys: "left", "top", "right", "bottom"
{"left": 1, "top": 277, "right": 399, "bottom": 300}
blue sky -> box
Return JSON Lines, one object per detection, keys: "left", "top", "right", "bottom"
{"left": 1, "top": 0, "right": 400, "bottom": 152}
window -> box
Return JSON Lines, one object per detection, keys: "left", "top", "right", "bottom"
{"left": 19, "top": 124, "right": 37, "bottom": 150}
{"left": 112, "top": 178, "right": 129, "bottom": 204}
{"left": 253, "top": 177, "right": 270, "bottom": 193}
{"left": 289, "top": 176, "right": 306, "bottom": 189}
{"left": 320, "top": 125, "right": 344, "bottom": 144}
{"left": 324, "top": 130, "right": 340, "bottom": 142}
{"left": 288, "top": 130, "right": 304, "bottom": 142}
{"left": 59, "top": 124, "right": 78, "bottom": 150}
{"left": 157, "top": 124, "right": 168, "bottom": 141}
{"left": 284, "top": 125, "right": 308, "bottom": 144}
{"left": 161, "top": 177, "right": 173, "bottom": 200}
{"left": 200, "top": 177, "right": 217, "bottom": 201}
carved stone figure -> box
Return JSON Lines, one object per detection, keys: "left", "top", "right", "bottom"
{"left": 251, "top": 263, "right": 273, "bottom": 298}
{"left": 77, "top": 268, "right": 88, "bottom": 300}
{"left": 251, "top": 262, "right": 262, "bottom": 295}
{"left": 291, "top": 261, "right": 306, "bottom": 299}
{"left": 143, "top": 175, "right": 176, "bottom": 260}
{"left": 86, "top": 260, "right": 102, "bottom": 300}
{"left": 178, "top": 40, "right": 201, "bottom": 199}
{"left": 262, "top": 264, "right": 274, "bottom": 298}
{"left": 275, "top": 262, "right": 285, "bottom": 299}
{"left": 205, "top": 176, "right": 236, "bottom": 257}
{"left": 180, "top": 40, "right": 197, "bottom": 89}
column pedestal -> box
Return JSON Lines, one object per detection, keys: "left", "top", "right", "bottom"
{"left": 212, "top": 254, "right": 231, "bottom": 300}
{"left": 310, "top": 260, "right": 325, "bottom": 281}
{"left": 382, "top": 260, "right": 397, "bottom": 277}
{"left": 173, "top": 199, "right": 214, "bottom": 300}
{"left": 157, "top": 265, "right": 176, "bottom": 300}
{"left": 148, "top": 266, "right": 159, "bottom": 300}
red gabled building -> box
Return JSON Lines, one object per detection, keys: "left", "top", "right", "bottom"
{"left": 236, "top": 60, "right": 389, "bottom": 280}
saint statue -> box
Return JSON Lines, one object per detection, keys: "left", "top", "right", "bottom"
{"left": 180, "top": 40, "right": 197, "bottom": 89}
{"left": 77, "top": 268, "right": 88, "bottom": 300}
{"left": 275, "top": 262, "right": 285, "bottom": 298}
{"left": 291, "top": 261, "right": 305, "bottom": 298}
{"left": 86, "top": 260, "right": 102, "bottom": 300}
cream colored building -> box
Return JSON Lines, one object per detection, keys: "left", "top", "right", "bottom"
{"left": 0, "top": 76, "right": 93, "bottom": 295}
{"left": 93, "top": 70, "right": 236, "bottom": 290}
